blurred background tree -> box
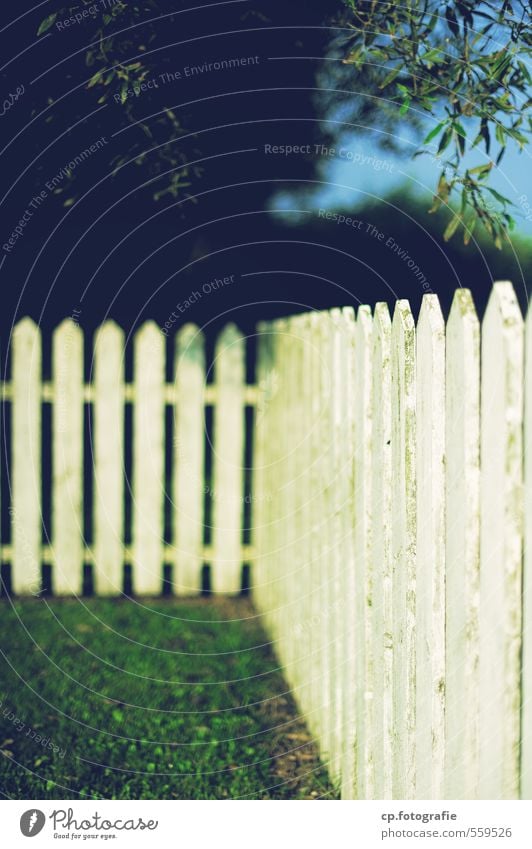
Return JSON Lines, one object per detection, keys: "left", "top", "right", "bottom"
{"left": 319, "top": 0, "right": 531, "bottom": 247}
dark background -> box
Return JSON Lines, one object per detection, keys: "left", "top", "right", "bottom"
{"left": 1, "top": 0, "right": 530, "bottom": 363}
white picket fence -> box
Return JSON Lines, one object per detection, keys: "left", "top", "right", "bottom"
{"left": 1, "top": 319, "right": 253, "bottom": 596}
{"left": 2, "top": 283, "right": 531, "bottom": 800}
{"left": 252, "top": 282, "right": 532, "bottom": 800}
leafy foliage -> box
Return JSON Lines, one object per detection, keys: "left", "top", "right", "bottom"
{"left": 37, "top": 2, "right": 196, "bottom": 204}
{"left": 339, "top": 0, "right": 531, "bottom": 245}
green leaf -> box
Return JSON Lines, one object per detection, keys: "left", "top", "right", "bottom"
{"left": 37, "top": 13, "right": 57, "bottom": 35}
{"left": 463, "top": 215, "right": 477, "bottom": 245}
{"left": 379, "top": 66, "right": 402, "bottom": 89}
{"left": 485, "top": 186, "right": 513, "bottom": 205}
{"left": 443, "top": 215, "right": 461, "bottom": 241}
{"left": 423, "top": 121, "right": 446, "bottom": 144}
{"left": 399, "top": 96, "right": 411, "bottom": 116}
{"left": 437, "top": 127, "right": 453, "bottom": 154}
{"left": 468, "top": 162, "right": 493, "bottom": 179}
{"left": 87, "top": 70, "right": 104, "bottom": 89}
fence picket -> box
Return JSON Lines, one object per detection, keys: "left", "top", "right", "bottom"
{"left": 93, "top": 321, "right": 125, "bottom": 595}
{"left": 52, "top": 320, "right": 84, "bottom": 595}
{"left": 523, "top": 303, "right": 532, "bottom": 800}
{"left": 353, "top": 305, "right": 374, "bottom": 799}
{"left": 12, "top": 319, "right": 42, "bottom": 595}
{"left": 444, "top": 289, "right": 480, "bottom": 800}
{"left": 308, "top": 310, "right": 324, "bottom": 740}
{"left": 371, "top": 303, "right": 393, "bottom": 799}
{"left": 391, "top": 299, "right": 417, "bottom": 799}
{"left": 326, "top": 309, "right": 346, "bottom": 779}
{"left": 256, "top": 322, "right": 276, "bottom": 623}
{"left": 298, "top": 313, "right": 314, "bottom": 718}
{"left": 339, "top": 307, "right": 357, "bottom": 798}
{"left": 132, "top": 322, "right": 165, "bottom": 595}
{"left": 212, "top": 324, "right": 245, "bottom": 594}
{"left": 415, "top": 294, "right": 446, "bottom": 799}
{"left": 289, "top": 315, "right": 306, "bottom": 708}
{"left": 317, "top": 311, "right": 334, "bottom": 767}
{"left": 173, "top": 324, "right": 205, "bottom": 595}
{"left": 479, "top": 282, "right": 524, "bottom": 799}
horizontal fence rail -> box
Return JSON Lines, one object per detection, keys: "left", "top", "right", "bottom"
{"left": 1, "top": 320, "right": 253, "bottom": 597}
{"left": 252, "top": 282, "right": 531, "bottom": 801}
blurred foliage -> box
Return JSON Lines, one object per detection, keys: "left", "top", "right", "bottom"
{"left": 331, "top": 0, "right": 532, "bottom": 247}
{"left": 37, "top": 2, "right": 196, "bottom": 204}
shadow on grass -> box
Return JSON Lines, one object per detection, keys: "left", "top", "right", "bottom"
{"left": 0, "top": 597, "right": 336, "bottom": 800}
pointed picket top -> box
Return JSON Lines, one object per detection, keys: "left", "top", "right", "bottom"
{"left": 374, "top": 301, "right": 392, "bottom": 339}
{"left": 13, "top": 315, "right": 40, "bottom": 336}
{"left": 176, "top": 322, "right": 204, "bottom": 362}
{"left": 445, "top": 287, "right": 481, "bottom": 800}
{"left": 392, "top": 298, "right": 416, "bottom": 340}
{"left": 215, "top": 322, "right": 243, "bottom": 357}
{"left": 93, "top": 318, "right": 124, "bottom": 350}
{"left": 12, "top": 317, "right": 42, "bottom": 370}
{"left": 419, "top": 292, "right": 444, "bottom": 336}
{"left": 485, "top": 279, "right": 523, "bottom": 324}
{"left": 479, "top": 280, "right": 524, "bottom": 800}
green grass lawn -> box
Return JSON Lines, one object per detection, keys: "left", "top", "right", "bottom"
{"left": 0, "top": 597, "right": 336, "bottom": 800}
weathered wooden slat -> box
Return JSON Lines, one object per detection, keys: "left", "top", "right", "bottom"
{"left": 479, "top": 282, "right": 523, "bottom": 800}
{"left": 300, "top": 311, "right": 317, "bottom": 722}
{"left": 318, "top": 311, "right": 336, "bottom": 770}
{"left": 288, "top": 314, "right": 306, "bottom": 708}
{"left": 93, "top": 321, "right": 125, "bottom": 595}
{"left": 339, "top": 307, "right": 357, "bottom": 797}
{"left": 12, "top": 319, "right": 42, "bottom": 595}
{"left": 266, "top": 320, "right": 284, "bottom": 643}
{"left": 258, "top": 322, "right": 276, "bottom": 626}
{"left": 316, "top": 311, "right": 333, "bottom": 754}
{"left": 328, "top": 309, "right": 347, "bottom": 780}
{"left": 308, "top": 310, "right": 324, "bottom": 740}
{"left": 337, "top": 307, "right": 366, "bottom": 799}
{"left": 212, "top": 324, "right": 245, "bottom": 594}
{"left": 370, "top": 303, "right": 393, "bottom": 799}
{"left": 132, "top": 322, "right": 165, "bottom": 595}
{"left": 272, "top": 320, "right": 288, "bottom": 651}
{"left": 173, "top": 324, "right": 205, "bottom": 596}
{"left": 251, "top": 321, "right": 270, "bottom": 613}
{"left": 415, "top": 294, "right": 446, "bottom": 799}
{"left": 444, "top": 288, "right": 480, "bottom": 800}
{"left": 523, "top": 302, "right": 532, "bottom": 800}
{"left": 391, "top": 299, "right": 417, "bottom": 800}
{"left": 52, "top": 319, "right": 84, "bottom": 595}
{"left": 353, "top": 305, "right": 374, "bottom": 799}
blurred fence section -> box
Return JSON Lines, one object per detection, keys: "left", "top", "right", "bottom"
{"left": 252, "top": 282, "right": 532, "bottom": 801}
{"left": 1, "top": 319, "right": 254, "bottom": 597}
